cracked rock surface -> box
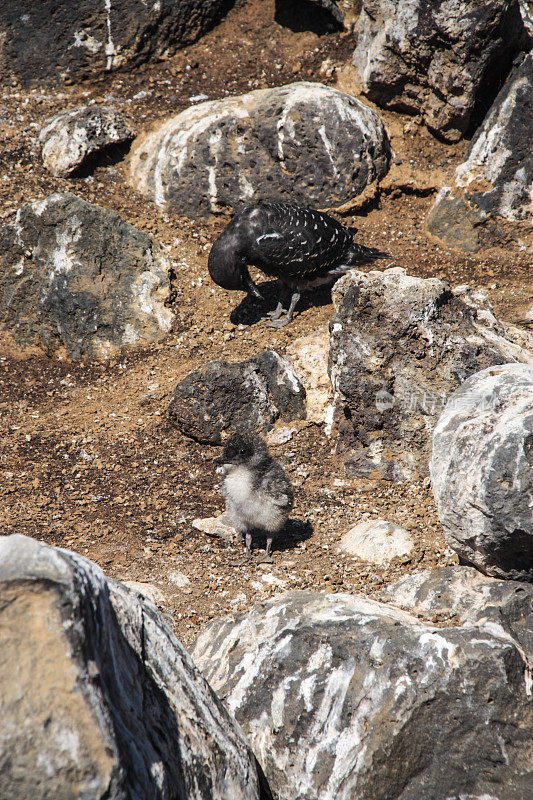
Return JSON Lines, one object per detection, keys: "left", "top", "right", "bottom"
{"left": 0, "top": 193, "right": 174, "bottom": 360}
{"left": 0, "top": 533, "right": 271, "bottom": 800}
{"left": 427, "top": 51, "right": 533, "bottom": 252}
{"left": 351, "top": 0, "right": 528, "bottom": 141}
{"left": 431, "top": 362, "right": 533, "bottom": 581}
{"left": 39, "top": 104, "right": 134, "bottom": 177}
{"left": 192, "top": 575, "right": 533, "bottom": 800}
{"left": 128, "top": 81, "right": 391, "bottom": 218}
{"left": 328, "top": 267, "right": 532, "bottom": 480}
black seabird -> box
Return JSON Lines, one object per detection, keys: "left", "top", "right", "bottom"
{"left": 214, "top": 432, "right": 294, "bottom": 564}
{"left": 208, "top": 201, "right": 388, "bottom": 326}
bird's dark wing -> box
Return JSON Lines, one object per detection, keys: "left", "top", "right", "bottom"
{"left": 238, "top": 203, "right": 354, "bottom": 281}
{"left": 262, "top": 465, "right": 294, "bottom": 509}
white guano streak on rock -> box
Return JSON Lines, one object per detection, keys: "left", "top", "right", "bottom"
{"left": 276, "top": 84, "right": 324, "bottom": 162}
{"left": 71, "top": 30, "right": 103, "bottom": 53}
{"left": 132, "top": 270, "right": 173, "bottom": 331}
{"left": 104, "top": 0, "right": 117, "bottom": 71}
{"left": 324, "top": 391, "right": 339, "bottom": 436}
{"left": 137, "top": 105, "right": 248, "bottom": 207}
{"left": 318, "top": 124, "right": 339, "bottom": 178}
{"left": 228, "top": 632, "right": 294, "bottom": 715}
{"left": 48, "top": 215, "right": 82, "bottom": 281}
{"left": 455, "top": 82, "right": 526, "bottom": 189}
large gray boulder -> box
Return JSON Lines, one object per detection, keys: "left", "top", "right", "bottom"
{"left": 0, "top": 0, "right": 229, "bottom": 87}
{"left": 427, "top": 51, "right": 533, "bottom": 252}
{"left": 0, "top": 193, "right": 174, "bottom": 360}
{"left": 351, "top": 0, "right": 528, "bottom": 141}
{"left": 328, "top": 267, "right": 532, "bottom": 480}
{"left": 40, "top": 105, "right": 134, "bottom": 177}
{"left": 128, "top": 82, "right": 391, "bottom": 218}
{"left": 430, "top": 363, "right": 533, "bottom": 582}
{"left": 381, "top": 565, "right": 533, "bottom": 656}
{"left": 0, "top": 534, "right": 270, "bottom": 800}
{"left": 192, "top": 583, "right": 533, "bottom": 800}
{"left": 168, "top": 350, "right": 306, "bottom": 444}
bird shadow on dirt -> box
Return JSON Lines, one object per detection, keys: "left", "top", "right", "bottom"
{"left": 230, "top": 280, "right": 335, "bottom": 325}
{"left": 250, "top": 519, "right": 314, "bottom": 556}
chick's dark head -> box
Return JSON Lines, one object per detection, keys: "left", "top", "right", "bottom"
{"left": 217, "top": 432, "right": 269, "bottom": 467}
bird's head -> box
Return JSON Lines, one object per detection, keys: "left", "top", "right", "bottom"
{"left": 214, "top": 432, "right": 269, "bottom": 470}
{"left": 208, "top": 235, "right": 245, "bottom": 291}
{"left": 207, "top": 234, "right": 263, "bottom": 299}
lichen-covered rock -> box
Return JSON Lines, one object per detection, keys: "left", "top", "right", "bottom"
{"left": 427, "top": 51, "right": 533, "bottom": 252}
{"left": 328, "top": 267, "right": 532, "bottom": 481}
{"left": 430, "top": 363, "right": 533, "bottom": 582}
{"left": 192, "top": 588, "right": 532, "bottom": 800}
{"left": 39, "top": 104, "right": 134, "bottom": 177}
{"left": 0, "top": 193, "right": 174, "bottom": 360}
{"left": 128, "top": 82, "right": 391, "bottom": 218}
{"left": 351, "top": 0, "right": 528, "bottom": 141}
{"left": 0, "top": 0, "right": 229, "bottom": 87}
{"left": 0, "top": 534, "right": 271, "bottom": 800}
{"left": 168, "top": 350, "right": 306, "bottom": 444}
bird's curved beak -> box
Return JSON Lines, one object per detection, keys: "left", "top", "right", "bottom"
{"left": 241, "top": 267, "right": 263, "bottom": 300}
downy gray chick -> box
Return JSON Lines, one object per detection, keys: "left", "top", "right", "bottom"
{"left": 215, "top": 432, "right": 294, "bottom": 564}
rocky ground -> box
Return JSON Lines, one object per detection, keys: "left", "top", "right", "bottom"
{"left": 0, "top": 0, "right": 531, "bottom": 646}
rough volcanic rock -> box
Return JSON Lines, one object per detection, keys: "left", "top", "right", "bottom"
{"left": 168, "top": 350, "right": 306, "bottom": 444}
{"left": 519, "top": 0, "right": 533, "bottom": 34}
{"left": 381, "top": 564, "right": 533, "bottom": 657}
{"left": 328, "top": 267, "right": 532, "bottom": 481}
{"left": 192, "top": 588, "right": 533, "bottom": 800}
{"left": 0, "top": 193, "right": 174, "bottom": 360}
{"left": 128, "top": 82, "right": 391, "bottom": 218}
{"left": 338, "top": 519, "right": 414, "bottom": 563}
{"left": 286, "top": 326, "right": 333, "bottom": 426}
{"left": 430, "top": 363, "right": 533, "bottom": 582}
{"left": 351, "top": 0, "right": 528, "bottom": 141}
{"left": 0, "top": 0, "right": 229, "bottom": 87}
{"left": 0, "top": 534, "right": 271, "bottom": 800}
{"left": 39, "top": 104, "right": 134, "bottom": 177}
{"left": 427, "top": 52, "right": 533, "bottom": 252}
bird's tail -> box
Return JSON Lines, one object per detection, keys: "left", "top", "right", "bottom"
{"left": 344, "top": 244, "right": 390, "bottom": 266}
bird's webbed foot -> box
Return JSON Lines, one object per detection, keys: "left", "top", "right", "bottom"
{"left": 265, "top": 290, "right": 300, "bottom": 328}
{"left": 266, "top": 301, "right": 285, "bottom": 320}
{"left": 266, "top": 315, "right": 292, "bottom": 328}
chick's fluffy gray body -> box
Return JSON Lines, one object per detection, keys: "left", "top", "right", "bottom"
{"left": 216, "top": 433, "right": 293, "bottom": 561}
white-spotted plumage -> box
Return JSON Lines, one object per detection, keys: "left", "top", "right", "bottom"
{"left": 208, "top": 201, "right": 387, "bottom": 326}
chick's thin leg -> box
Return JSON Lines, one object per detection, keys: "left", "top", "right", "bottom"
{"left": 233, "top": 531, "right": 253, "bottom": 566}
{"left": 258, "top": 535, "right": 274, "bottom": 564}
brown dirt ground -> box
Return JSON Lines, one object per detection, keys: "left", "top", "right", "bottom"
{"left": 0, "top": 0, "right": 531, "bottom": 645}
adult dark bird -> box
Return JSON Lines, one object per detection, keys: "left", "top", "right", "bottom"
{"left": 208, "top": 201, "right": 388, "bottom": 327}
{"left": 215, "top": 432, "right": 294, "bottom": 564}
